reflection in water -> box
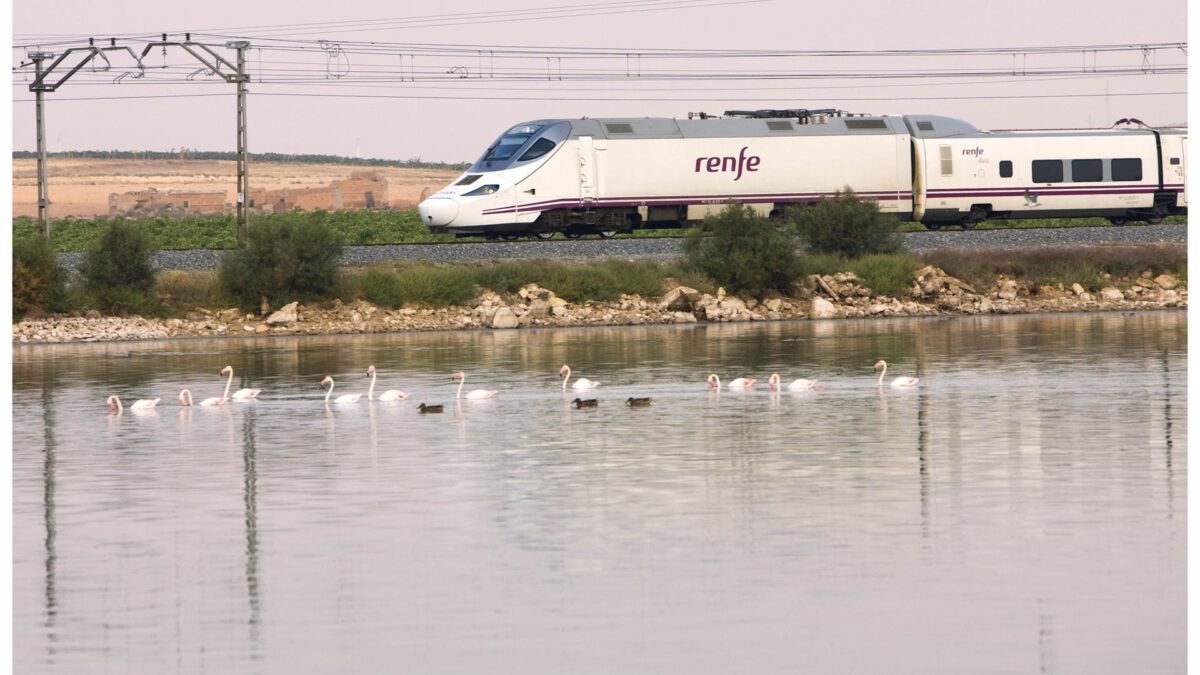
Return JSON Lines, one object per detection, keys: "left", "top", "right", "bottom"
{"left": 241, "top": 407, "right": 262, "bottom": 658}
{"left": 11, "top": 313, "right": 1187, "bottom": 673}
{"left": 41, "top": 383, "right": 57, "bottom": 658}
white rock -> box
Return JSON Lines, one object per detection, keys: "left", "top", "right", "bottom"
{"left": 673, "top": 311, "right": 697, "bottom": 323}
{"left": 1071, "top": 283, "right": 1086, "bottom": 296}
{"left": 764, "top": 298, "right": 782, "bottom": 312}
{"left": 811, "top": 297, "right": 837, "bottom": 319}
{"left": 492, "top": 307, "right": 519, "bottom": 329}
{"left": 1099, "top": 287, "right": 1124, "bottom": 302}
{"left": 1155, "top": 274, "right": 1179, "bottom": 290}
{"left": 266, "top": 301, "right": 300, "bottom": 325}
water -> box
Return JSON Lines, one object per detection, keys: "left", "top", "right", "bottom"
{"left": 13, "top": 312, "right": 1186, "bottom": 674}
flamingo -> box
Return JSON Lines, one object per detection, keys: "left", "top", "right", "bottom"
{"left": 106, "top": 395, "right": 159, "bottom": 413}
{"left": 874, "top": 360, "right": 920, "bottom": 388}
{"left": 367, "top": 365, "right": 409, "bottom": 401}
{"left": 219, "top": 365, "right": 262, "bottom": 401}
{"left": 321, "top": 376, "right": 362, "bottom": 404}
{"left": 560, "top": 364, "right": 600, "bottom": 391}
{"left": 708, "top": 374, "right": 755, "bottom": 390}
{"left": 767, "top": 373, "right": 821, "bottom": 392}
{"left": 453, "top": 371, "right": 497, "bottom": 399}
{"left": 177, "top": 389, "right": 225, "bottom": 407}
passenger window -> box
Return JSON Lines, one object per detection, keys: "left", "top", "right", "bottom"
{"left": 519, "top": 138, "right": 557, "bottom": 162}
{"left": 1071, "top": 159, "right": 1103, "bottom": 182}
{"left": 939, "top": 146, "right": 953, "bottom": 176}
{"left": 1112, "top": 158, "right": 1143, "bottom": 181}
{"left": 1032, "top": 160, "right": 1063, "bottom": 183}
{"left": 999, "top": 160, "right": 1012, "bottom": 178}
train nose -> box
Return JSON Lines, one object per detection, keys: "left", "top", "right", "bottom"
{"left": 419, "top": 198, "right": 459, "bottom": 227}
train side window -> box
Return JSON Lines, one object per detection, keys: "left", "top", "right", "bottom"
{"left": 1071, "top": 159, "right": 1103, "bottom": 182}
{"left": 939, "top": 146, "right": 953, "bottom": 176}
{"left": 518, "top": 138, "right": 557, "bottom": 161}
{"left": 1031, "top": 160, "right": 1063, "bottom": 183}
{"left": 1170, "top": 157, "right": 1181, "bottom": 165}
{"left": 1111, "top": 158, "right": 1143, "bottom": 181}
{"left": 999, "top": 160, "right": 1012, "bottom": 178}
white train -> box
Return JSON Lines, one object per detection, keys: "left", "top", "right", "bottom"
{"left": 418, "top": 110, "right": 1187, "bottom": 239}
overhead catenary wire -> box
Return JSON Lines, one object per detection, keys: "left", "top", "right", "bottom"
{"left": 12, "top": 90, "right": 1185, "bottom": 103}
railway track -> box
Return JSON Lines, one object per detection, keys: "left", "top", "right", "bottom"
{"left": 56, "top": 222, "right": 1187, "bottom": 272}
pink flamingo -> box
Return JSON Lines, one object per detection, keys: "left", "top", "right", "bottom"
{"left": 874, "top": 360, "right": 920, "bottom": 388}
{"left": 106, "top": 395, "right": 159, "bottom": 413}
{"left": 367, "top": 365, "right": 409, "bottom": 401}
{"left": 177, "top": 389, "right": 225, "bottom": 407}
{"left": 767, "top": 373, "right": 821, "bottom": 392}
{"left": 453, "top": 371, "right": 497, "bottom": 399}
{"left": 708, "top": 374, "right": 755, "bottom": 390}
{"left": 321, "top": 376, "right": 362, "bottom": 404}
{"left": 560, "top": 364, "right": 600, "bottom": 391}
{"left": 220, "top": 365, "right": 262, "bottom": 401}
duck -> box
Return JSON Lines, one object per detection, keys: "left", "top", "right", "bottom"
{"left": 417, "top": 403, "right": 444, "bottom": 414}
{"left": 571, "top": 397, "right": 599, "bottom": 408}
{"left": 625, "top": 397, "right": 652, "bottom": 407}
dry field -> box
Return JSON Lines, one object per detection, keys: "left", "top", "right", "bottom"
{"left": 12, "top": 158, "right": 461, "bottom": 217}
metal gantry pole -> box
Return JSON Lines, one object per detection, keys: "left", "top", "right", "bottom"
{"left": 233, "top": 42, "right": 250, "bottom": 246}
{"left": 32, "top": 53, "right": 51, "bottom": 237}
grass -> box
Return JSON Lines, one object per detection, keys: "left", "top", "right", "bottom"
{"left": 15, "top": 212, "right": 1185, "bottom": 251}
{"left": 921, "top": 244, "right": 1187, "bottom": 292}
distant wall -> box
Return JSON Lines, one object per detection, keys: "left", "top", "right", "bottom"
{"left": 109, "top": 171, "right": 391, "bottom": 217}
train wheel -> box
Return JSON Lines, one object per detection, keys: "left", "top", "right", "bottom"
{"left": 1109, "top": 217, "right": 1128, "bottom": 227}
{"left": 924, "top": 223, "right": 941, "bottom": 231}
{"left": 1147, "top": 215, "right": 1164, "bottom": 225}
{"left": 598, "top": 230, "right": 617, "bottom": 239}
{"left": 564, "top": 232, "right": 583, "bottom": 240}
{"left": 532, "top": 232, "right": 555, "bottom": 240}
{"left": 484, "top": 233, "right": 500, "bottom": 241}
{"left": 961, "top": 221, "right": 978, "bottom": 231}
{"left": 500, "top": 233, "right": 520, "bottom": 241}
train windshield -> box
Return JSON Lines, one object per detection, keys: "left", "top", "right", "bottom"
{"left": 471, "top": 122, "right": 569, "bottom": 171}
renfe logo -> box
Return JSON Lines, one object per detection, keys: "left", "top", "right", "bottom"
{"left": 695, "top": 146, "right": 761, "bottom": 181}
{"left": 962, "top": 146, "right": 984, "bottom": 157}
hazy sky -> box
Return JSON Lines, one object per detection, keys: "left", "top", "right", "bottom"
{"left": 11, "top": 0, "right": 1189, "bottom": 162}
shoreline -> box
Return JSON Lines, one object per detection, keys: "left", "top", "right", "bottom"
{"left": 13, "top": 266, "right": 1186, "bottom": 345}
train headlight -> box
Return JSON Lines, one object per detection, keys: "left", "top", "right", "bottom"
{"left": 463, "top": 184, "right": 500, "bottom": 196}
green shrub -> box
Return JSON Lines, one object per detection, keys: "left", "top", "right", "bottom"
{"left": 80, "top": 220, "right": 159, "bottom": 314}
{"left": 219, "top": 219, "right": 342, "bottom": 311}
{"left": 13, "top": 235, "right": 69, "bottom": 319}
{"left": 791, "top": 189, "right": 902, "bottom": 258}
{"left": 850, "top": 253, "right": 922, "bottom": 298}
{"left": 394, "top": 266, "right": 477, "bottom": 307}
{"left": 681, "top": 203, "right": 801, "bottom": 297}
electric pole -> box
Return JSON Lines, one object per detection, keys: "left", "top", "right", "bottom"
{"left": 232, "top": 41, "right": 250, "bottom": 246}
{"left": 31, "top": 52, "right": 51, "bottom": 237}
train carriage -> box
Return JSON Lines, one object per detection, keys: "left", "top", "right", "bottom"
{"left": 419, "top": 110, "right": 1186, "bottom": 238}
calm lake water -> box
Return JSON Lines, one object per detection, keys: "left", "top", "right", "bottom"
{"left": 13, "top": 312, "right": 1186, "bottom": 674}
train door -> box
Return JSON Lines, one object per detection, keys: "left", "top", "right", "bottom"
{"left": 578, "top": 136, "right": 597, "bottom": 202}
{"left": 1181, "top": 137, "right": 1188, "bottom": 206}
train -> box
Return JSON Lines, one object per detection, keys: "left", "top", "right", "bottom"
{"left": 418, "top": 109, "right": 1187, "bottom": 239}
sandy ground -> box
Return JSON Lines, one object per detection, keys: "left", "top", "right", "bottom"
{"left": 12, "top": 158, "right": 461, "bottom": 217}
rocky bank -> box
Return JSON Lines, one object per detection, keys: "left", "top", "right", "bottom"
{"left": 13, "top": 267, "right": 1187, "bottom": 344}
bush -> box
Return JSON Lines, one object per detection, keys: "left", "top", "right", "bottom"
{"left": 791, "top": 189, "right": 902, "bottom": 258}
{"left": 219, "top": 219, "right": 342, "bottom": 311}
{"left": 850, "top": 253, "right": 922, "bottom": 298}
{"left": 13, "top": 235, "right": 69, "bottom": 319}
{"left": 80, "top": 220, "right": 159, "bottom": 314}
{"left": 681, "top": 203, "right": 801, "bottom": 297}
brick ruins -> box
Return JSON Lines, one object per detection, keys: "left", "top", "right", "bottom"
{"left": 108, "top": 171, "right": 390, "bottom": 217}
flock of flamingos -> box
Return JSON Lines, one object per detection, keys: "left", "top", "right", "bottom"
{"left": 105, "top": 360, "right": 919, "bottom": 414}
